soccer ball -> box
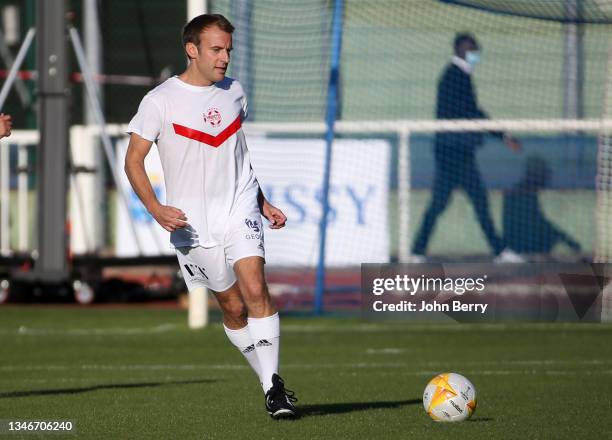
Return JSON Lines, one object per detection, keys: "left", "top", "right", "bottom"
{"left": 423, "top": 373, "right": 477, "bottom": 422}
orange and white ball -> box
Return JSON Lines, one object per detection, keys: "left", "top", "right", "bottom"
{"left": 423, "top": 373, "right": 477, "bottom": 422}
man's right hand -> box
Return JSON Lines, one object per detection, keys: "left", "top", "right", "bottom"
{"left": 150, "top": 204, "right": 188, "bottom": 232}
{"left": 125, "top": 133, "right": 188, "bottom": 233}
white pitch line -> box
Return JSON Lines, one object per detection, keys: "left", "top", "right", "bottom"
{"left": 281, "top": 323, "right": 612, "bottom": 333}
{"left": 0, "top": 375, "right": 205, "bottom": 385}
{"left": 360, "top": 355, "right": 612, "bottom": 366}
{"left": 366, "top": 348, "right": 411, "bottom": 355}
{"left": 0, "top": 322, "right": 611, "bottom": 336}
{"left": 0, "top": 368, "right": 610, "bottom": 380}
{"left": 1, "top": 360, "right": 612, "bottom": 373}
{"left": 0, "top": 323, "right": 179, "bottom": 336}
{"left": 348, "top": 369, "right": 612, "bottom": 376}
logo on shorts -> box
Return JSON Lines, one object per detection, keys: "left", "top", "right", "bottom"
{"left": 204, "top": 107, "right": 222, "bottom": 127}
{"left": 244, "top": 218, "right": 263, "bottom": 241}
{"left": 245, "top": 218, "right": 260, "bottom": 233}
{"left": 183, "top": 263, "right": 209, "bottom": 280}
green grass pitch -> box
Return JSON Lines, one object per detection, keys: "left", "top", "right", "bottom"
{"left": 1, "top": 307, "right": 611, "bottom": 439}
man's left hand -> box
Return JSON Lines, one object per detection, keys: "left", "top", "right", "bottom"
{"left": 261, "top": 200, "right": 287, "bottom": 229}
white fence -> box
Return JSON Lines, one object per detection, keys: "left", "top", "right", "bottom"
{"left": 1, "top": 119, "right": 612, "bottom": 262}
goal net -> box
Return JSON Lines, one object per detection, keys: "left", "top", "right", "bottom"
{"left": 596, "top": 38, "right": 612, "bottom": 262}
{"left": 201, "top": 0, "right": 612, "bottom": 263}
{"left": 3, "top": 0, "right": 609, "bottom": 265}
{"left": 2, "top": 1, "right": 612, "bottom": 317}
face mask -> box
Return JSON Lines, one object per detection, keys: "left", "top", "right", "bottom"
{"left": 465, "top": 51, "right": 481, "bottom": 67}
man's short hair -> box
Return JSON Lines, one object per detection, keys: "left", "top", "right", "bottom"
{"left": 182, "top": 14, "right": 234, "bottom": 52}
{"left": 454, "top": 33, "right": 478, "bottom": 53}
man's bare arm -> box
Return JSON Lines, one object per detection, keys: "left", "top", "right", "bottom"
{"left": 124, "top": 133, "right": 187, "bottom": 232}
{"left": 257, "top": 186, "right": 286, "bottom": 229}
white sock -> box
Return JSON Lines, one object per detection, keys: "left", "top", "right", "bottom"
{"left": 223, "top": 324, "right": 262, "bottom": 382}
{"left": 248, "top": 313, "right": 280, "bottom": 393}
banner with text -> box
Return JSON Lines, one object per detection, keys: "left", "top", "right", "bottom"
{"left": 249, "top": 137, "right": 390, "bottom": 266}
{"left": 116, "top": 137, "right": 391, "bottom": 266}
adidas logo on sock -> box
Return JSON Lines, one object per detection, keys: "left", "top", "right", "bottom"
{"left": 256, "top": 339, "right": 272, "bottom": 347}
{"left": 242, "top": 344, "right": 255, "bottom": 354}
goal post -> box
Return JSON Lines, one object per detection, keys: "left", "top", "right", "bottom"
{"left": 595, "top": 36, "right": 612, "bottom": 263}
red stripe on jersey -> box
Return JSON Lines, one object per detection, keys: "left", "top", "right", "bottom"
{"left": 172, "top": 115, "right": 242, "bottom": 148}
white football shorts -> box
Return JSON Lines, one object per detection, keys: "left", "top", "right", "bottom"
{"left": 175, "top": 211, "right": 265, "bottom": 293}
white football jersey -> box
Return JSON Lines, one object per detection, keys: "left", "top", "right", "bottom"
{"left": 127, "top": 76, "right": 259, "bottom": 248}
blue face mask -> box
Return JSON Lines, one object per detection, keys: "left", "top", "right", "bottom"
{"left": 465, "top": 51, "right": 481, "bottom": 67}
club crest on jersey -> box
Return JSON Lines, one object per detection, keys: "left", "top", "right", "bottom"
{"left": 203, "top": 107, "right": 222, "bottom": 127}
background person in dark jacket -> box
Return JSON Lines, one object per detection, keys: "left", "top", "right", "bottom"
{"left": 411, "top": 33, "right": 522, "bottom": 262}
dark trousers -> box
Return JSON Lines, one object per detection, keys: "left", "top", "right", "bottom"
{"left": 412, "top": 157, "right": 504, "bottom": 255}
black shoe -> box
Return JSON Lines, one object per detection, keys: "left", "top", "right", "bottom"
{"left": 265, "top": 374, "right": 298, "bottom": 419}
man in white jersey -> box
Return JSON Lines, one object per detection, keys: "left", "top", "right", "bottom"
{"left": 124, "top": 14, "right": 297, "bottom": 419}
